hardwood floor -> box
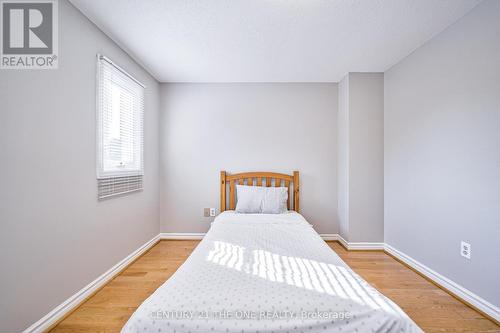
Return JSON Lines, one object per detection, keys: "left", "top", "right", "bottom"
{"left": 49, "top": 240, "right": 499, "bottom": 333}
{"left": 327, "top": 242, "right": 499, "bottom": 333}
{"left": 49, "top": 240, "right": 198, "bottom": 333}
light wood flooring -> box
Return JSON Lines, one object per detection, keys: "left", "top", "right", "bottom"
{"left": 49, "top": 240, "right": 499, "bottom": 333}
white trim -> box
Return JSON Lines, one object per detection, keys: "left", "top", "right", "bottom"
{"left": 22, "top": 234, "right": 160, "bottom": 333}
{"left": 336, "top": 234, "right": 384, "bottom": 250}
{"left": 160, "top": 232, "right": 206, "bottom": 240}
{"left": 337, "top": 234, "right": 349, "bottom": 249}
{"left": 160, "top": 233, "right": 342, "bottom": 241}
{"left": 384, "top": 243, "right": 500, "bottom": 322}
{"left": 347, "top": 241, "right": 385, "bottom": 250}
{"left": 157, "top": 233, "right": 386, "bottom": 250}
{"left": 319, "top": 233, "right": 339, "bottom": 241}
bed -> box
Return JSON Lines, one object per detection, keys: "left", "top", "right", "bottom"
{"left": 122, "top": 171, "right": 423, "bottom": 333}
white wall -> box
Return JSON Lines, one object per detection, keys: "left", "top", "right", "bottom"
{"left": 0, "top": 1, "right": 160, "bottom": 332}
{"left": 160, "top": 83, "right": 338, "bottom": 234}
{"left": 385, "top": 0, "right": 500, "bottom": 308}
{"left": 337, "top": 73, "right": 384, "bottom": 243}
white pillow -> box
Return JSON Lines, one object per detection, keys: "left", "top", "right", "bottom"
{"left": 235, "top": 185, "right": 263, "bottom": 213}
{"left": 235, "top": 185, "right": 288, "bottom": 214}
{"left": 261, "top": 186, "right": 288, "bottom": 214}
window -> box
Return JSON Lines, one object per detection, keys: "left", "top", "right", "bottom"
{"left": 96, "top": 54, "right": 144, "bottom": 199}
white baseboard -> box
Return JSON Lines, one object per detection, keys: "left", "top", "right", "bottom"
{"left": 23, "top": 234, "right": 160, "bottom": 333}
{"left": 157, "top": 233, "right": 386, "bottom": 252}
{"left": 384, "top": 243, "right": 500, "bottom": 322}
{"left": 160, "top": 233, "right": 342, "bottom": 241}
{"left": 319, "top": 233, "right": 339, "bottom": 241}
{"left": 160, "top": 232, "right": 206, "bottom": 240}
{"left": 337, "top": 234, "right": 349, "bottom": 249}
{"left": 347, "top": 241, "right": 385, "bottom": 250}
{"left": 336, "top": 234, "right": 385, "bottom": 250}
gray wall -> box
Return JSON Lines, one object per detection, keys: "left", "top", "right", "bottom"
{"left": 348, "top": 73, "right": 384, "bottom": 243}
{"left": 160, "top": 83, "right": 338, "bottom": 234}
{"left": 337, "top": 76, "right": 350, "bottom": 240}
{"left": 337, "top": 73, "right": 384, "bottom": 243}
{"left": 0, "top": 1, "right": 160, "bottom": 332}
{"left": 385, "top": 0, "right": 500, "bottom": 307}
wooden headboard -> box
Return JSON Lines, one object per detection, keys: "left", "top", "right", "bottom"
{"left": 220, "top": 171, "right": 299, "bottom": 213}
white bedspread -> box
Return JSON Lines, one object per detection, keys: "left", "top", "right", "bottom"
{"left": 122, "top": 212, "right": 423, "bottom": 333}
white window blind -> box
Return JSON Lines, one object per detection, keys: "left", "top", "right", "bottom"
{"left": 96, "top": 54, "right": 144, "bottom": 199}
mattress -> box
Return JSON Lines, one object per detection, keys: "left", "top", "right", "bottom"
{"left": 122, "top": 211, "right": 424, "bottom": 333}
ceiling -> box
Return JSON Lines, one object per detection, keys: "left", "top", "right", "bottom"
{"left": 69, "top": 0, "right": 481, "bottom": 83}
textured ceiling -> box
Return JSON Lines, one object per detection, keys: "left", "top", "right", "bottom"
{"left": 69, "top": 0, "right": 481, "bottom": 82}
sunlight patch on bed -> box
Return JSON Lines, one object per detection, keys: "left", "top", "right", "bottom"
{"left": 206, "top": 241, "right": 398, "bottom": 314}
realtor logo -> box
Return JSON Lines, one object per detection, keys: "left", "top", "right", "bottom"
{"left": 1, "top": 0, "right": 58, "bottom": 69}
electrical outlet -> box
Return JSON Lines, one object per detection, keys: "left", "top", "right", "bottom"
{"left": 461, "top": 241, "right": 471, "bottom": 259}
{"left": 203, "top": 208, "right": 210, "bottom": 217}
{"left": 210, "top": 208, "right": 216, "bottom": 217}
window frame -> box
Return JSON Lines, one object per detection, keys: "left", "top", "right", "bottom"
{"left": 96, "top": 54, "right": 145, "bottom": 197}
